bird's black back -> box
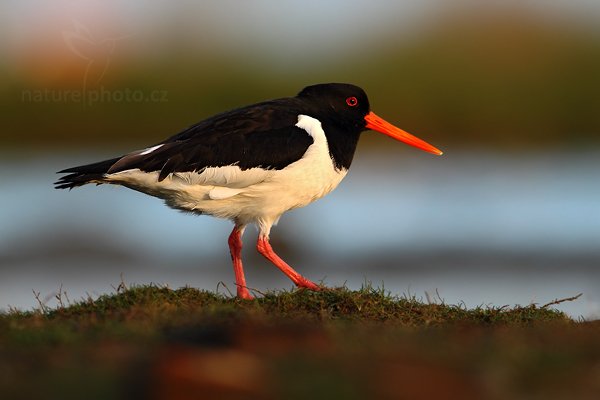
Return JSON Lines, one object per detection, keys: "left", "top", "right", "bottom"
{"left": 55, "top": 98, "right": 314, "bottom": 188}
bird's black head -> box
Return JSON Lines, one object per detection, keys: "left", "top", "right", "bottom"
{"left": 295, "top": 82, "right": 442, "bottom": 170}
{"left": 297, "top": 83, "right": 371, "bottom": 133}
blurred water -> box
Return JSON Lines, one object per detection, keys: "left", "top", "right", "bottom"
{"left": 1, "top": 150, "right": 599, "bottom": 318}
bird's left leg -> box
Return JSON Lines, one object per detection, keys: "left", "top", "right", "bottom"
{"left": 228, "top": 224, "right": 253, "bottom": 300}
{"left": 256, "top": 234, "right": 319, "bottom": 291}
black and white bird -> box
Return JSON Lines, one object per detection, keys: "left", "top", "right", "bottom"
{"left": 55, "top": 83, "right": 442, "bottom": 299}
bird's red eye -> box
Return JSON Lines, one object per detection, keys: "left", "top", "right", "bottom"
{"left": 346, "top": 96, "right": 358, "bottom": 107}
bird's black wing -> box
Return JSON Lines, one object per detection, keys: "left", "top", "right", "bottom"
{"left": 55, "top": 98, "right": 314, "bottom": 189}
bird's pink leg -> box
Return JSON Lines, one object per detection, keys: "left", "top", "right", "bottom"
{"left": 228, "top": 226, "right": 253, "bottom": 300}
{"left": 256, "top": 235, "right": 319, "bottom": 291}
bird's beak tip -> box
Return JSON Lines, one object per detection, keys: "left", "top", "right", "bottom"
{"left": 365, "top": 111, "right": 443, "bottom": 156}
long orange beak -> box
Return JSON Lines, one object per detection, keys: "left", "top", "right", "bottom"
{"left": 364, "top": 111, "right": 443, "bottom": 156}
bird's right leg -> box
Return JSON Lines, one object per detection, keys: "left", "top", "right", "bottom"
{"left": 256, "top": 234, "right": 320, "bottom": 291}
{"left": 228, "top": 224, "right": 253, "bottom": 300}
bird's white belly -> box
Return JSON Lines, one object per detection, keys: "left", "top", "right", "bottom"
{"left": 105, "top": 115, "right": 347, "bottom": 230}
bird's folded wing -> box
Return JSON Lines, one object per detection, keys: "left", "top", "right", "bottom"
{"left": 105, "top": 100, "right": 314, "bottom": 183}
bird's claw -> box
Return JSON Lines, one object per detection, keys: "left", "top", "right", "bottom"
{"left": 296, "top": 279, "right": 320, "bottom": 291}
{"left": 237, "top": 288, "right": 255, "bottom": 300}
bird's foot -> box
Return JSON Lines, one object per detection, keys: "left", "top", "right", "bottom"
{"left": 237, "top": 287, "right": 254, "bottom": 300}
{"left": 296, "top": 278, "right": 320, "bottom": 291}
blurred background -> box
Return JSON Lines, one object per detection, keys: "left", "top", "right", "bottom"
{"left": 1, "top": 0, "right": 599, "bottom": 318}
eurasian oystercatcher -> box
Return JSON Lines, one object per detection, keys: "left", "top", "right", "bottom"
{"left": 55, "top": 83, "right": 442, "bottom": 299}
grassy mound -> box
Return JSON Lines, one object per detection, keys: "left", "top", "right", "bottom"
{"left": 1, "top": 285, "right": 597, "bottom": 400}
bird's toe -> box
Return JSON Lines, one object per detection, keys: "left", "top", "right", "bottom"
{"left": 237, "top": 289, "right": 255, "bottom": 300}
{"left": 296, "top": 279, "right": 320, "bottom": 291}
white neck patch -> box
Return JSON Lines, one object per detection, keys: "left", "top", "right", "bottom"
{"left": 296, "top": 114, "right": 327, "bottom": 143}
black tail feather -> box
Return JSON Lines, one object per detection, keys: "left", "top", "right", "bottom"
{"left": 54, "top": 157, "right": 121, "bottom": 189}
